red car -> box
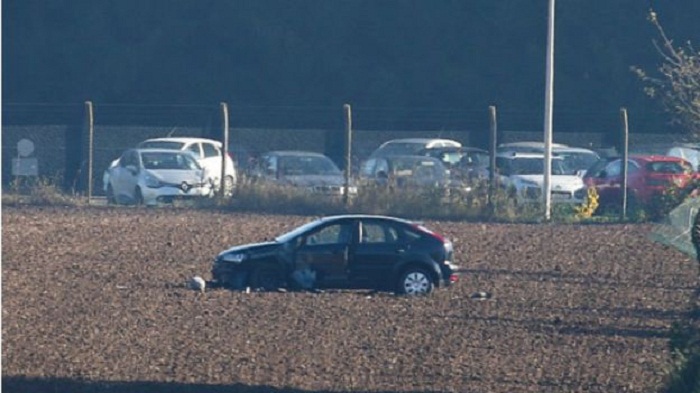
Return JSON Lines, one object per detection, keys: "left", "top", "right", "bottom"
{"left": 583, "top": 155, "right": 697, "bottom": 211}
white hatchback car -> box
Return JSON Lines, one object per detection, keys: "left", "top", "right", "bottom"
{"left": 369, "top": 138, "right": 462, "bottom": 158}
{"left": 105, "top": 148, "right": 213, "bottom": 206}
{"left": 496, "top": 152, "right": 588, "bottom": 204}
{"left": 137, "top": 137, "right": 237, "bottom": 195}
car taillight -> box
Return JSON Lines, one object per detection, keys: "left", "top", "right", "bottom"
{"left": 413, "top": 224, "right": 446, "bottom": 243}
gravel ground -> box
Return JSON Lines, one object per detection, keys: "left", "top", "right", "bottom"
{"left": 2, "top": 205, "right": 698, "bottom": 393}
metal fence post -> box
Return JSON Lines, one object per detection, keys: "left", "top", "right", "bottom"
{"left": 620, "top": 108, "right": 629, "bottom": 220}
{"left": 85, "top": 101, "right": 94, "bottom": 203}
{"left": 488, "top": 106, "right": 498, "bottom": 215}
{"left": 220, "top": 102, "right": 229, "bottom": 199}
{"left": 344, "top": 104, "right": 352, "bottom": 207}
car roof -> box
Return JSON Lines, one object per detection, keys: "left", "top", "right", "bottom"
{"left": 379, "top": 138, "right": 462, "bottom": 147}
{"left": 496, "top": 151, "right": 543, "bottom": 158}
{"left": 552, "top": 147, "right": 598, "bottom": 154}
{"left": 496, "top": 151, "right": 564, "bottom": 160}
{"left": 421, "top": 146, "right": 488, "bottom": 153}
{"left": 499, "top": 141, "right": 569, "bottom": 148}
{"left": 377, "top": 154, "right": 445, "bottom": 162}
{"left": 316, "top": 214, "right": 416, "bottom": 225}
{"left": 263, "top": 150, "right": 329, "bottom": 158}
{"left": 130, "top": 148, "right": 191, "bottom": 155}
{"left": 629, "top": 154, "right": 689, "bottom": 163}
{"left": 141, "top": 137, "right": 222, "bottom": 147}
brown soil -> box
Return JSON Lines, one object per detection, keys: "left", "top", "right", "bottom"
{"left": 2, "top": 205, "right": 697, "bottom": 393}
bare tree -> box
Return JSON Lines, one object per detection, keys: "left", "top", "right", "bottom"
{"left": 632, "top": 10, "right": 700, "bottom": 137}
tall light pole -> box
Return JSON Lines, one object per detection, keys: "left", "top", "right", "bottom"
{"left": 543, "top": 0, "right": 556, "bottom": 220}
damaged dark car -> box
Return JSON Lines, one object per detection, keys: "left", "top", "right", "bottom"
{"left": 211, "top": 215, "right": 459, "bottom": 295}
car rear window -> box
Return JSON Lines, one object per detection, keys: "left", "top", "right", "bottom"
{"left": 139, "top": 141, "right": 185, "bottom": 150}
{"left": 646, "top": 161, "right": 691, "bottom": 174}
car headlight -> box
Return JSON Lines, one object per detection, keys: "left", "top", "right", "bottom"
{"left": 144, "top": 173, "right": 163, "bottom": 188}
{"left": 221, "top": 253, "right": 246, "bottom": 263}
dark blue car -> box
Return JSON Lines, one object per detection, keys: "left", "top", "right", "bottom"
{"left": 212, "top": 215, "right": 459, "bottom": 295}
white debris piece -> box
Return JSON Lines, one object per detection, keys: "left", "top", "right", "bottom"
{"left": 470, "top": 291, "right": 492, "bottom": 300}
{"left": 189, "top": 276, "right": 206, "bottom": 293}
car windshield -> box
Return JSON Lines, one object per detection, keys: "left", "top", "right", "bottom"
{"left": 138, "top": 141, "right": 186, "bottom": 150}
{"left": 510, "top": 157, "right": 572, "bottom": 175}
{"left": 391, "top": 157, "right": 446, "bottom": 180}
{"left": 647, "top": 161, "right": 692, "bottom": 174}
{"left": 432, "top": 151, "right": 463, "bottom": 166}
{"left": 280, "top": 156, "right": 341, "bottom": 176}
{"left": 460, "top": 151, "right": 489, "bottom": 167}
{"left": 141, "top": 152, "right": 200, "bottom": 170}
{"left": 275, "top": 219, "right": 327, "bottom": 243}
{"left": 376, "top": 142, "right": 424, "bottom": 156}
{"left": 555, "top": 152, "right": 599, "bottom": 172}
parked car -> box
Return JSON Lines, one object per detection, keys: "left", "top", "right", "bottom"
{"left": 497, "top": 141, "right": 569, "bottom": 154}
{"left": 418, "top": 146, "right": 490, "bottom": 182}
{"left": 495, "top": 151, "right": 588, "bottom": 204}
{"left": 498, "top": 143, "right": 599, "bottom": 177}
{"left": 250, "top": 150, "right": 357, "bottom": 196}
{"left": 583, "top": 155, "right": 697, "bottom": 210}
{"left": 667, "top": 143, "right": 700, "bottom": 171}
{"left": 227, "top": 143, "right": 258, "bottom": 176}
{"left": 359, "top": 155, "right": 452, "bottom": 189}
{"left": 104, "top": 148, "right": 213, "bottom": 206}
{"left": 211, "top": 214, "right": 459, "bottom": 295}
{"left": 369, "top": 138, "right": 462, "bottom": 158}
{"left": 136, "top": 137, "right": 237, "bottom": 195}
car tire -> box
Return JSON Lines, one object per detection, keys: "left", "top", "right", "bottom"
{"left": 397, "top": 267, "right": 434, "bottom": 295}
{"left": 250, "top": 265, "right": 285, "bottom": 291}
{"left": 134, "top": 187, "right": 144, "bottom": 206}
{"left": 223, "top": 175, "right": 235, "bottom": 197}
{"left": 106, "top": 184, "right": 116, "bottom": 204}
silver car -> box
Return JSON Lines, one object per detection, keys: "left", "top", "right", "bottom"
{"left": 250, "top": 151, "right": 357, "bottom": 196}
{"left": 104, "top": 148, "right": 213, "bottom": 206}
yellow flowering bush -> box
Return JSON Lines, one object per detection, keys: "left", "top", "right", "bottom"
{"left": 574, "top": 186, "right": 599, "bottom": 219}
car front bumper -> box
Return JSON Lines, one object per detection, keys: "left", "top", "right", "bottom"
{"left": 516, "top": 186, "right": 587, "bottom": 204}
{"left": 141, "top": 184, "right": 213, "bottom": 205}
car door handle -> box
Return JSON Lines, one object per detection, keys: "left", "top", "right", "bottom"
{"left": 396, "top": 249, "right": 405, "bottom": 254}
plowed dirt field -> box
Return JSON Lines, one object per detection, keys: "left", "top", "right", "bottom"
{"left": 2, "top": 206, "right": 698, "bottom": 393}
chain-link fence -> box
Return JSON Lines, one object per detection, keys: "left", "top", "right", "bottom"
{"left": 2, "top": 102, "right": 686, "bottom": 197}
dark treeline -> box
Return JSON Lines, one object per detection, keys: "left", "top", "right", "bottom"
{"left": 3, "top": 0, "right": 700, "bottom": 133}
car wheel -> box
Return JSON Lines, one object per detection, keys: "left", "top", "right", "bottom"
{"left": 398, "top": 267, "right": 434, "bottom": 295}
{"left": 250, "top": 265, "right": 285, "bottom": 291}
{"left": 106, "top": 184, "right": 116, "bottom": 204}
{"left": 134, "top": 187, "right": 144, "bottom": 206}
{"left": 222, "top": 175, "right": 235, "bottom": 197}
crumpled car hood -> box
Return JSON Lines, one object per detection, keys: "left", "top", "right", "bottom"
{"left": 218, "top": 241, "right": 280, "bottom": 258}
